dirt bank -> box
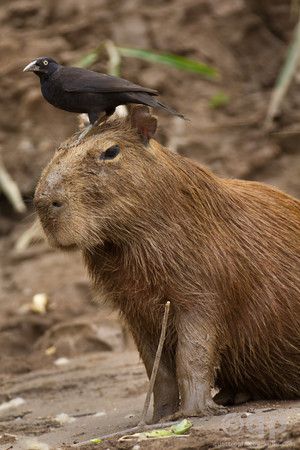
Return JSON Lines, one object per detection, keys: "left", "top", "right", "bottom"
{"left": 0, "top": 0, "right": 299, "bottom": 448}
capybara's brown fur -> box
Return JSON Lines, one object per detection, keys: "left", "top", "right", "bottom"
{"left": 35, "top": 106, "right": 300, "bottom": 421}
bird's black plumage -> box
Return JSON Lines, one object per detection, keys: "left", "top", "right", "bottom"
{"left": 23, "top": 57, "right": 185, "bottom": 123}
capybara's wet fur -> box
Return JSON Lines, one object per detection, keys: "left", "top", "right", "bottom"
{"left": 35, "top": 106, "right": 300, "bottom": 421}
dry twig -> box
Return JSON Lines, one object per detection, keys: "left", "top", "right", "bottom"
{"left": 139, "top": 300, "right": 171, "bottom": 425}
{"left": 14, "top": 219, "right": 45, "bottom": 252}
{"left": 0, "top": 156, "right": 26, "bottom": 214}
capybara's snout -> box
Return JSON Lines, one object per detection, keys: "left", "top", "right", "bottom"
{"left": 34, "top": 173, "right": 66, "bottom": 218}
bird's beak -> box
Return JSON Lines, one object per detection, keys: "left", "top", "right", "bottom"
{"left": 23, "top": 60, "right": 40, "bottom": 72}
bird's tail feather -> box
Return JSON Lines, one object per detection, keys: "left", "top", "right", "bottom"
{"left": 155, "top": 100, "right": 187, "bottom": 120}
{"left": 127, "top": 93, "right": 187, "bottom": 120}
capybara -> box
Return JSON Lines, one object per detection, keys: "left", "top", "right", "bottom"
{"left": 35, "top": 106, "right": 300, "bottom": 422}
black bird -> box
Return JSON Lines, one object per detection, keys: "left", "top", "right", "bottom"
{"left": 23, "top": 56, "right": 185, "bottom": 124}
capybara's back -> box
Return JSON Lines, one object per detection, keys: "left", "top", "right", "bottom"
{"left": 35, "top": 106, "right": 300, "bottom": 421}
{"left": 212, "top": 179, "right": 300, "bottom": 402}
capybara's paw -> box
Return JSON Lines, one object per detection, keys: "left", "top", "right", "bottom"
{"left": 159, "top": 410, "right": 184, "bottom": 422}
{"left": 213, "top": 389, "right": 252, "bottom": 406}
{"left": 214, "top": 388, "right": 235, "bottom": 406}
{"left": 162, "top": 401, "right": 228, "bottom": 421}
{"left": 203, "top": 399, "right": 228, "bottom": 416}
{"left": 183, "top": 400, "right": 228, "bottom": 418}
{"left": 153, "top": 399, "right": 180, "bottom": 423}
{"left": 234, "top": 391, "right": 252, "bottom": 405}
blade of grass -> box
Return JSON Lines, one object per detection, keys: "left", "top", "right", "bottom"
{"left": 77, "top": 52, "right": 98, "bottom": 68}
{"left": 104, "top": 40, "right": 121, "bottom": 77}
{"left": 77, "top": 45, "right": 218, "bottom": 79}
{"left": 104, "top": 40, "right": 127, "bottom": 117}
{"left": 77, "top": 44, "right": 105, "bottom": 68}
{"left": 118, "top": 47, "right": 218, "bottom": 78}
{"left": 209, "top": 91, "right": 230, "bottom": 109}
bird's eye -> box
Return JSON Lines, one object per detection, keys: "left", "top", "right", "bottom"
{"left": 100, "top": 145, "right": 120, "bottom": 160}
{"left": 43, "top": 60, "right": 48, "bottom": 65}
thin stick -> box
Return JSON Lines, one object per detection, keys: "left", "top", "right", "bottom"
{"left": 139, "top": 301, "right": 171, "bottom": 425}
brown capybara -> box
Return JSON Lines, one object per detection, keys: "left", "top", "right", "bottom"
{"left": 35, "top": 106, "right": 300, "bottom": 422}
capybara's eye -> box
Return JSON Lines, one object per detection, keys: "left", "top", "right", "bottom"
{"left": 100, "top": 145, "right": 120, "bottom": 160}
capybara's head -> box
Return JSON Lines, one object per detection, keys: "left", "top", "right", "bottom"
{"left": 35, "top": 106, "right": 165, "bottom": 250}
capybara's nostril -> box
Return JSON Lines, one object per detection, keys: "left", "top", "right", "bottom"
{"left": 34, "top": 195, "right": 47, "bottom": 209}
{"left": 52, "top": 200, "right": 63, "bottom": 208}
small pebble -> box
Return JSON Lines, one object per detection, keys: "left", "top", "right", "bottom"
{"left": 0, "top": 397, "right": 25, "bottom": 412}
{"left": 45, "top": 346, "right": 56, "bottom": 356}
{"left": 19, "top": 438, "right": 49, "bottom": 450}
{"left": 54, "top": 413, "right": 76, "bottom": 425}
{"left": 94, "top": 411, "right": 107, "bottom": 417}
{"left": 31, "top": 293, "right": 48, "bottom": 314}
{"left": 54, "top": 357, "right": 70, "bottom": 366}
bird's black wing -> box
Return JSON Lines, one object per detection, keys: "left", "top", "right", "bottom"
{"left": 59, "top": 67, "right": 158, "bottom": 95}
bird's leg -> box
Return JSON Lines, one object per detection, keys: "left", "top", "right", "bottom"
{"left": 89, "top": 108, "right": 115, "bottom": 128}
{"left": 88, "top": 112, "right": 101, "bottom": 125}
{"left": 93, "top": 111, "right": 111, "bottom": 127}
{"left": 105, "top": 107, "right": 116, "bottom": 118}
{"left": 75, "top": 112, "right": 107, "bottom": 144}
{"left": 74, "top": 124, "right": 93, "bottom": 144}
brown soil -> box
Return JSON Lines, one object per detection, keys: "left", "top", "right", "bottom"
{"left": 0, "top": 0, "right": 299, "bottom": 449}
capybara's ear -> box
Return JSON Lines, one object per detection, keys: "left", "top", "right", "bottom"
{"left": 129, "top": 105, "right": 157, "bottom": 144}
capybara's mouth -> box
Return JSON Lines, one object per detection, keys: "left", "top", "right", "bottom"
{"left": 48, "top": 235, "right": 78, "bottom": 251}
{"left": 40, "top": 220, "right": 78, "bottom": 250}
{"left": 56, "top": 242, "right": 78, "bottom": 251}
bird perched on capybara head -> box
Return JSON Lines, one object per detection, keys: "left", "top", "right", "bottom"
{"left": 23, "top": 56, "right": 185, "bottom": 124}
{"left": 35, "top": 106, "right": 300, "bottom": 422}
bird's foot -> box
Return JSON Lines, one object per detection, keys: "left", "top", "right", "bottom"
{"left": 93, "top": 112, "right": 109, "bottom": 127}
{"left": 74, "top": 124, "right": 93, "bottom": 144}
{"left": 74, "top": 113, "right": 109, "bottom": 145}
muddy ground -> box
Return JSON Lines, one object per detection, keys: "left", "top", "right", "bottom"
{"left": 0, "top": 0, "right": 300, "bottom": 448}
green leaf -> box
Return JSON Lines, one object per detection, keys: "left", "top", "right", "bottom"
{"left": 90, "top": 438, "right": 102, "bottom": 444}
{"left": 171, "top": 419, "right": 193, "bottom": 435}
{"left": 77, "top": 52, "right": 99, "bottom": 68}
{"left": 209, "top": 91, "right": 230, "bottom": 109}
{"left": 144, "top": 429, "right": 173, "bottom": 438}
{"left": 120, "top": 419, "right": 193, "bottom": 442}
{"left": 118, "top": 47, "right": 218, "bottom": 78}
{"left": 76, "top": 45, "right": 218, "bottom": 79}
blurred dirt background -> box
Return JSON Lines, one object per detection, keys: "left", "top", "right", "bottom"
{"left": 0, "top": 0, "right": 300, "bottom": 448}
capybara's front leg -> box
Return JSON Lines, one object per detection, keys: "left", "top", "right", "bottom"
{"left": 150, "top": 354, "right": 180, "bottom": 422}
{"left": 130, "top": 327, "right": 179, "bottom": 422}
{"left": 176, "top": 313, "right": 226, "bottom": 417}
